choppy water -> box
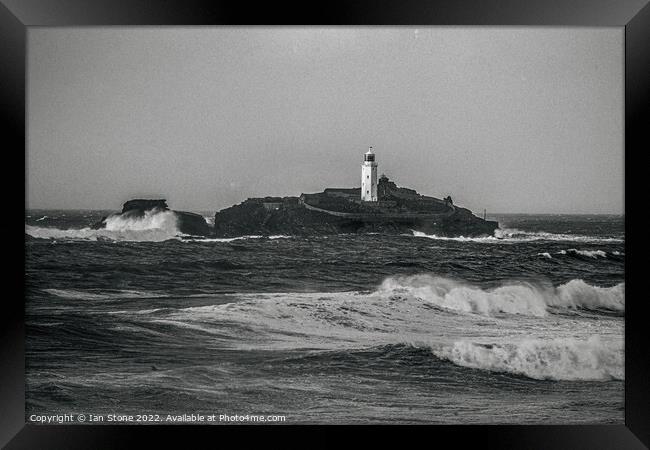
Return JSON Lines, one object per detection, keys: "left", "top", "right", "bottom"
{"left": 25, "top": 210, "right": 625, "bottom": 424}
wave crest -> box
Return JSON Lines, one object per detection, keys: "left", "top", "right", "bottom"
{"left": 103, "top": 209, "right": 178, "bottom": 232}
{"left": 552, "top": 279, "right": 624, "bottom": 312}
{"left": 377, "top": 274, "right": 624, "bottom": 317}
{"left": 25, "top": 209, "right": 181, "bottom": 242}
{"left": 433, "top": 336, "right": 624, "bottom": 381}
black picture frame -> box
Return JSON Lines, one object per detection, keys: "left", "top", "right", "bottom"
{"left": 2, "top": 0, "right": 648, "bottom": 447}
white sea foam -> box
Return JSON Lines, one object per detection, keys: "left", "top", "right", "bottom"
{"left": 43, "top": 289, "right": 112, "bottom": 301}
{"left": 378, "top": 275, "right": 550, "bottom": 316}
{"left": 432, "top": 336, "right": 624, "bottom": 381}
{"left": 495, "top": 228, "right": 624, "bottom": 243}
{"left": 412, "top": 230, "right": 500, "bottom": 243}
{"left": 25, "top": 209, "right": 181, "bottom": 242}
{"left": 179, "top": 237, "right": 242, "bottom": 243}
{"left": 550, "top": 279, "right": 625, "bottom": 312}
{"left": 181, "top": 235, "right": 291, "bottom": 243}
{"left": 413, "top": 228, "right": 623, "bottom": 244}
{"left": 44, "top": 288, "right": 169, "bottom": 301}
{"left": 99, "top": 266, "right": 622, "bottom": 383}
{"left": 559, "top": 249, "right": 608, "bottom": 259}
{"left": 103, "top": 209, "right": 178, "bottom": 232}
{"left": 150, "top": 283, "right": 623, "bottom": 380}
{"left": 377, "top": 274, "right": 624, "bottom": 317}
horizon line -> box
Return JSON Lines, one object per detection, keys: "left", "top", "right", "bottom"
{"left": 24, "top": 207, "right": 625, "bottom": 216}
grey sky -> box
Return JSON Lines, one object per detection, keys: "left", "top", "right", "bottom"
{"left": 27, "top": 27, "right": 623, "bottom": 214}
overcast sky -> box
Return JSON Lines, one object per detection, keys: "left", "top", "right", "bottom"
{"left": 27, "top": 27, "right": 623, "bottom": 214}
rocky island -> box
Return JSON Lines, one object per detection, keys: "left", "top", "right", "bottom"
{"left": 92, "top": 199, "right": 211, "bottom": 236}
{"left": 213, "top": 174, "right": 498, "bottom": 238}
{"left": 94, "top": 149, "right": 498, "bottom": 239}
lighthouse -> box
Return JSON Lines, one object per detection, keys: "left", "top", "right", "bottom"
{"left": 361, "top": 147, "right": 378, "bottom": 201}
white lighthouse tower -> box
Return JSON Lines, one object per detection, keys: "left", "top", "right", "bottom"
{"left": 361, "top": 147, "right": 378, "bottom": 201}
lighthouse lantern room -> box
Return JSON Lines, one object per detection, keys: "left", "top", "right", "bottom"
{"left": 361, "top": 147, "right": 378, "bottom": 201}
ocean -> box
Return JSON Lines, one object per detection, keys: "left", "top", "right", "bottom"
{"left": 25, "top": 210, "right": 625, "bottom": 424}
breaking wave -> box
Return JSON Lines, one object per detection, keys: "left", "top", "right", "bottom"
{"left": 432, "top": 336, "right": 624, "bottom": 381}
{"left": 82, "top": 273, "right": 623, "bottom": 381}
{"left": 549, "top": 279, "right": 625, "bottom": 311}
{"left": 377, "top": 274, "right": 624, "bottom": 317}
{"left": 25, "top": 210, "right": 181, "bottom": 242}
{"left": 559, "top": 249, "right": 607, "bottom": 259}
{"left": 103, "top": 209, "right": 178, "bottom": 232}
{"left": 130, "top": 282, "right": 623, "bottom": 381}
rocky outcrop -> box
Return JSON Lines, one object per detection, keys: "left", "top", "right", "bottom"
{"left": 92, "top": 199, "right": 211, "bottom": 236}
{"left": 94, "top": 180, "right": 497, "bottom": 239}
{"left": 174, "top": 211, "right": 211, "bottom": 236}
{"left": 213, "top": 179, "right": 498, "bottom": 238}
{"left": 122, "top": 199, "right": 168, "bottom": 214}
{"left": 213, "top": 197, "right": 352, "bottom": 237}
